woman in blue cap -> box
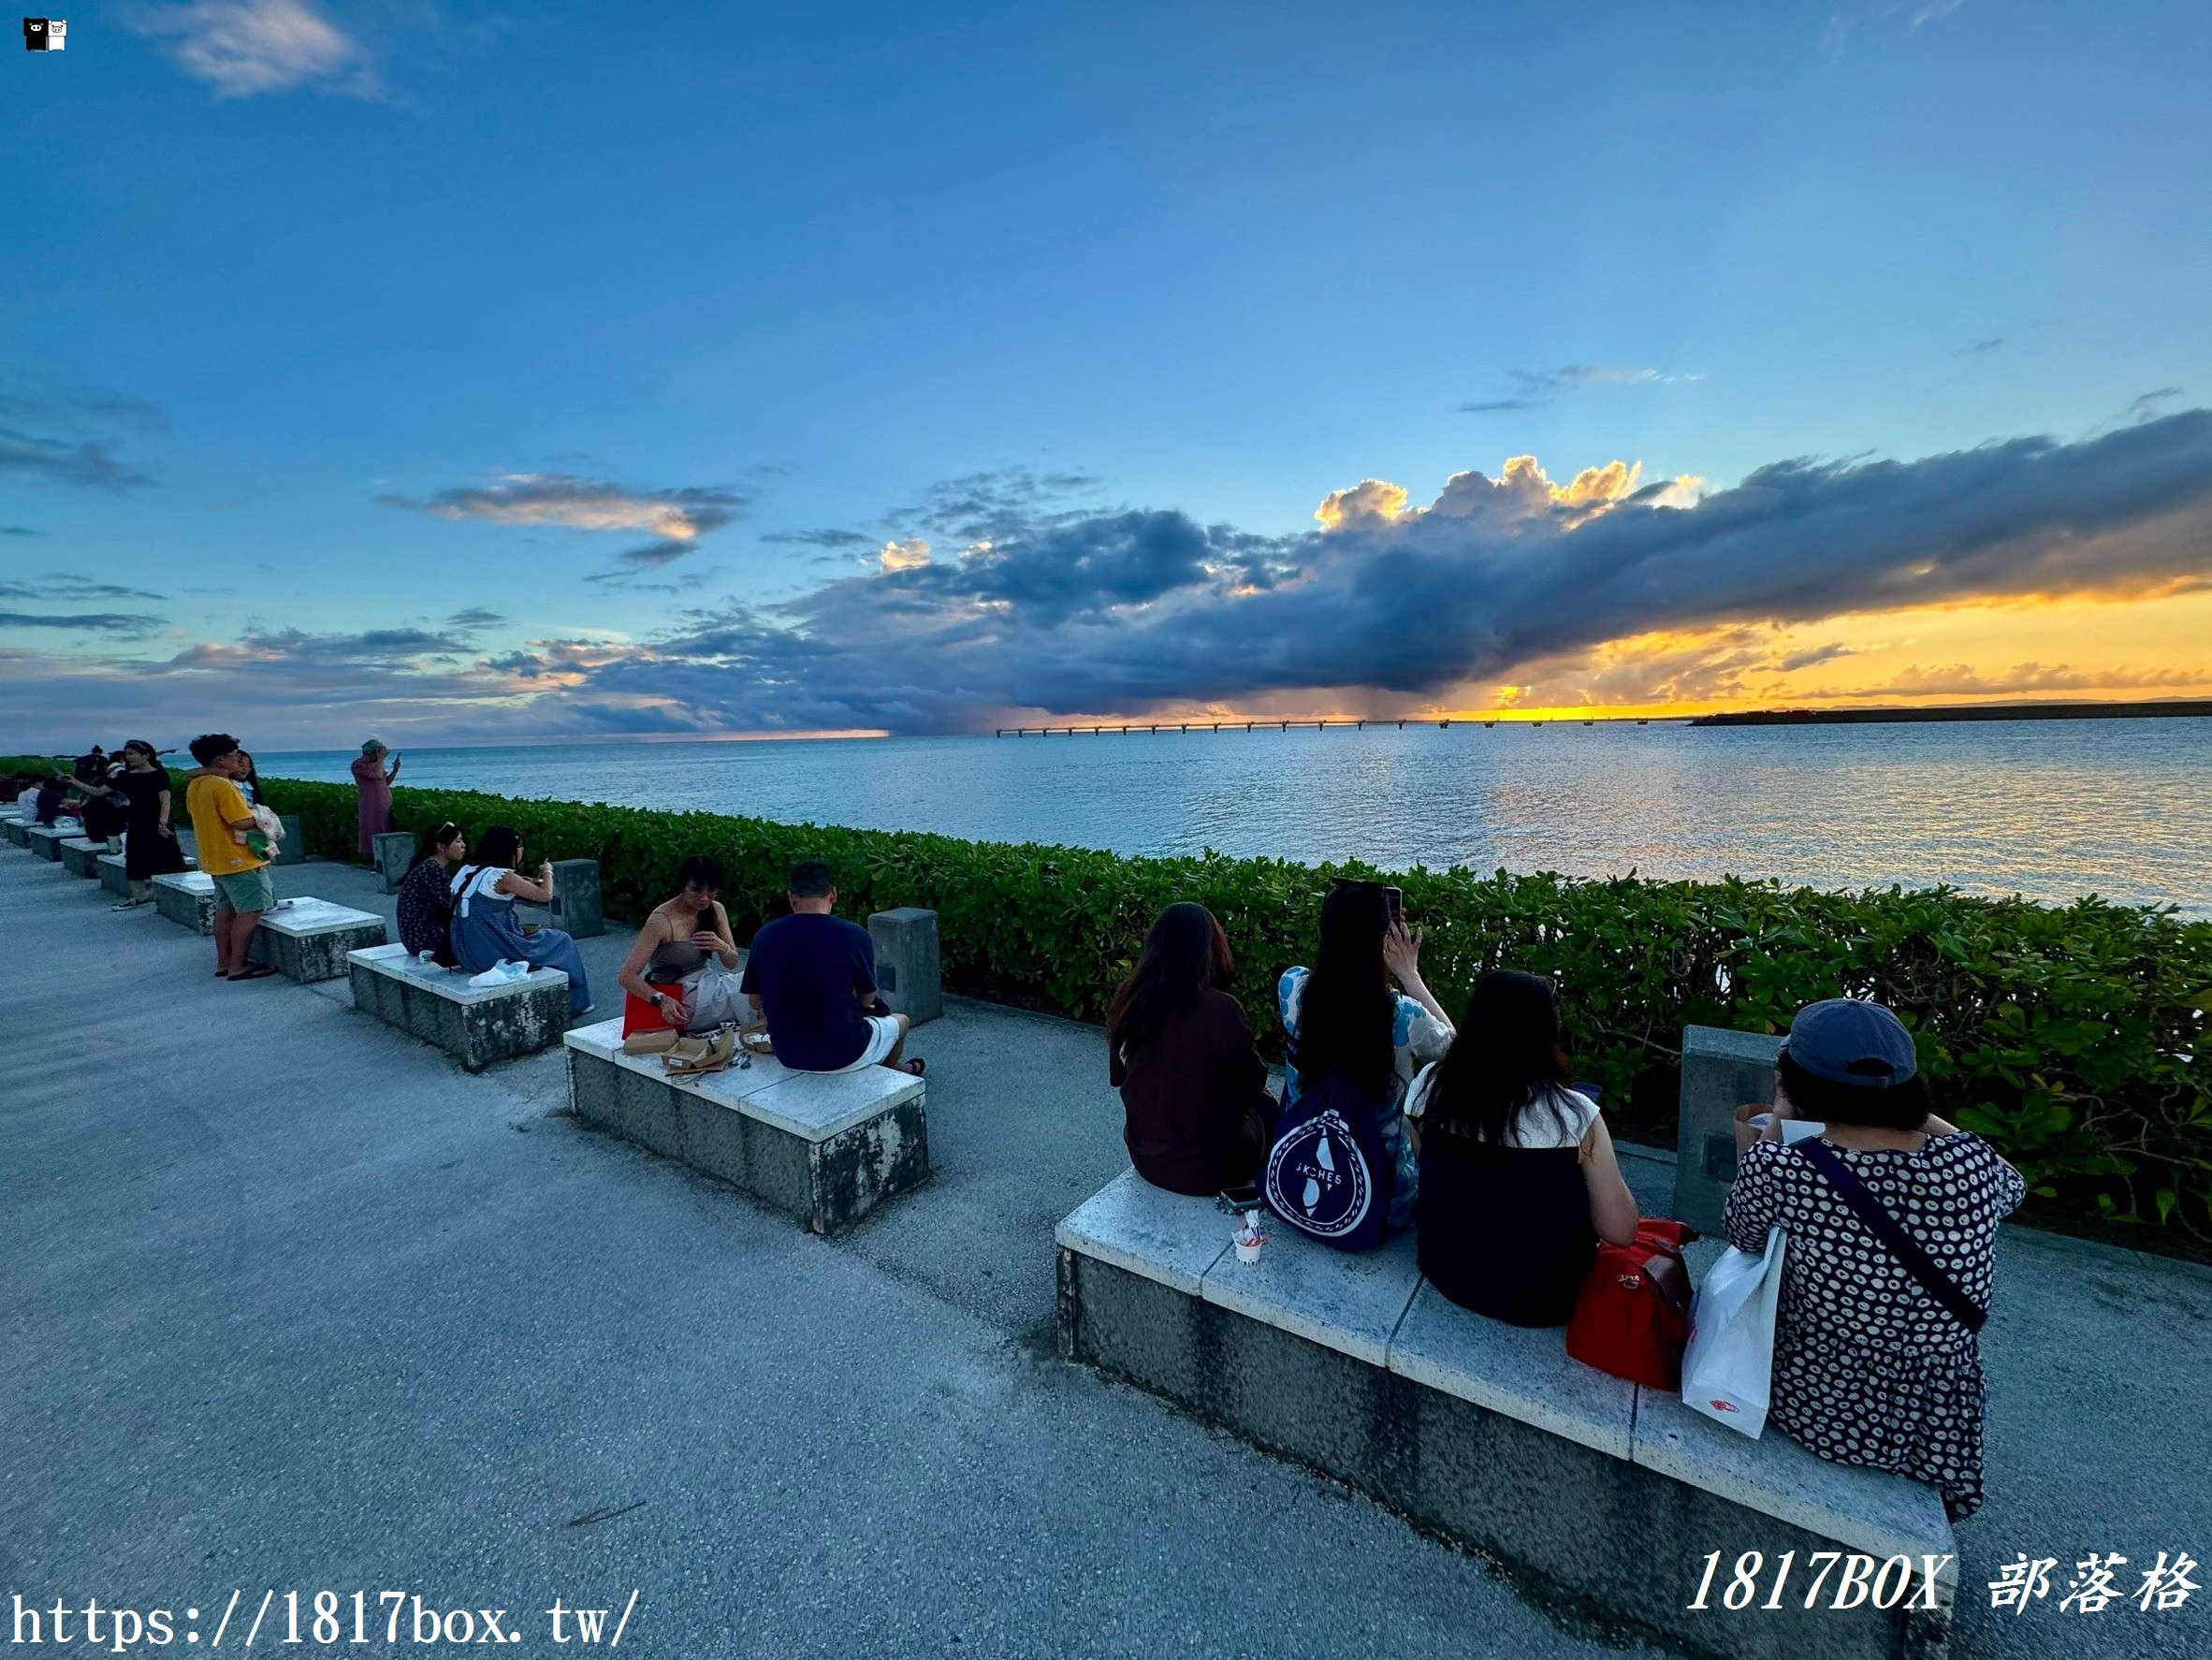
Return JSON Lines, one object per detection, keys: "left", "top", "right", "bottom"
{"left": 1724, "top": 997, "right": 2024, "bottom": 1520}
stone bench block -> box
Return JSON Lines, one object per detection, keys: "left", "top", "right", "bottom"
{"left": 25, "top": 824, "right": 70, "bottom": 860}
{"left": 349, "top": 944, "right": 571, "bottom": 1070}
{"left": 1675, "top": 1025, "right": 1784, "bottom": 1233}
{"left": 99, "top": 850, "right": 196, "bottom": 897}
{"left": 867, "top": 906, "right": 941, "bottom": 1025}
{"left": 246, "top": 897, "right": 388, "bottom": 983}
{"left": 3, "top": 816, "right": 29, "bottom": 847}
{"left": 153, "top": 871, "right": 218, "bottom": 935}
{"left": 373, "top": 830, "right": 415, "bottom": 893}
{"left": 60, "top": 837, "right": 108, "bottom": 878}
{"left": 273, "top": 813, "right": 305, "bottom": 866}
{"left": 1055, "top": 1172, "right": 1954, "bottom": 1660}
{"left": 563, "top": 1017, "right": 930, "bottom": 1234}
{"left": 547, "top": 858, "right": 604, "bottom": 938}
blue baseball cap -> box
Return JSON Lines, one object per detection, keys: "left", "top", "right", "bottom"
{"left": 1783, "top": 997, "right": 1918, "bottom": 1086}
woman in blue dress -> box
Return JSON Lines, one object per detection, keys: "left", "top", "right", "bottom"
{"left": 447, "top": 823, "right": 592, "bottom": 1016}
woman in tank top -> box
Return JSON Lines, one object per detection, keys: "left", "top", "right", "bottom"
{"left": 1410, "top": 970, "right": 1640, "bottom": 1327}
{"left": 616, "top": 854, "right": 741, "bottom": 1035}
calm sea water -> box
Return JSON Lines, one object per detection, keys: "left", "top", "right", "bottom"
{"left": 261, "top": 719, "right": 2212, "bottom": 914}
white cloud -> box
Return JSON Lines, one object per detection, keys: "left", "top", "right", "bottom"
{"left": 128, "top": 0, "right": 379, "bottom": 100}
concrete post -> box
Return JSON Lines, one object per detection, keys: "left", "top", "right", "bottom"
{"left": 372, "top": 830, "right": 415, "bottom": 894}
{"left": 548, "top": 858, "right": 604, "bottom": 938}
{"left": 1673, "top": 1026, "right": 1784, "bottom": 1234}
{"left": 867, "top": 907, "right": 942, "bottom": 1026}
{"left": 274, "top": 813, "right": 306, "bottom": 866}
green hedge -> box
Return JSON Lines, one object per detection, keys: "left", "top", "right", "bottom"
{"left": 10, "top": 757, "right": 2206, "bottom": 1238}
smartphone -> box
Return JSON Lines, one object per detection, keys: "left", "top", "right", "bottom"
{"left": 1383, "top": 885, "right": 1404, "bottom": 922}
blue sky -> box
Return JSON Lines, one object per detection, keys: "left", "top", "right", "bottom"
{"left": 5, "top": 0, "right": 2211, "bottom": 745}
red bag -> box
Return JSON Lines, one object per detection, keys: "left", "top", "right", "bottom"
{"left": 1565, "top": 1218, "right": 1695, "bottom": 1389}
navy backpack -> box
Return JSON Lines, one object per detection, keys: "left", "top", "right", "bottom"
{"left": 1262, "top": 1072, "right": 1394, "bottom": 1252}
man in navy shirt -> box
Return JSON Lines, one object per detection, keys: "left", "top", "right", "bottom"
{"left": 741, "top": 861, "right": 924, "bottom": 1075}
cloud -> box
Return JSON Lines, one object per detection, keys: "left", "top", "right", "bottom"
{"left": 444, "top": 607, "right": 506, "bottom": 630}
{"left": 0, "top": 386, "right": 166, "bottom": 430}
{"left": 380, "top": 473, "right": 746, "bottom": 540}
{"left": 879, "top": 538, "right": 933, "bottom": 571}
{"left": 2128, "top": 387, "right": 2184, "bottom": 418}
{"left": 763, "top": 527, "right": 873, "bottom": 548}
{"left": 13, "top": 411, "right": 2212, "bottom": 742}
{"left": 0, "top": 575, "right": 169, "bottom": 603}
{"left": 1822, "top": 1, "right": 1967, "bottom": 60}
{"left": 0, "top": 611, "right": 163, "bottom": 635}
{"left": 1460, "top": 364, "right": 1699, "bottom": 414}
{"left": 126, "top": 0, "right": 380, "bottom": 99}
{"left": 1965, "top": 337, "right": 2006, "bottom": 355}
{"left": 1843, "top": 661, "right": 2212, "bottom": 698}
{"left": 0, "top": 431, "right": 155, "bottom": 492}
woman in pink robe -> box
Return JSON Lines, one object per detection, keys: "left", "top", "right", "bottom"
{"left": 352, "top": 738, "right": 400, "bottom": 856}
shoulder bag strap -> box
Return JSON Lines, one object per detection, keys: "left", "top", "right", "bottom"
{"left": 1797, "top": 1139, "right": 1986, "bottom": 1333}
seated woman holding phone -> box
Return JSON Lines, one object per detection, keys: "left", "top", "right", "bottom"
{"left": 1108, "top": 902, "right": 1277, "bottom": 1196}
{"left": 1277, "top": 879, "right": 1454, "bottom": 1230}
{"left": 616, "top": 855, "right": 745, "bottom": 1038}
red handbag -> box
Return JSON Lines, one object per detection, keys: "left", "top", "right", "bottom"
{"left": 1565, "top": 1218, "right": 1695, "bottom": 1389}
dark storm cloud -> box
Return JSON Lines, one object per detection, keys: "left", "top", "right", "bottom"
{"left": 541, "top": 407, "right": 2212, "bottom": 732}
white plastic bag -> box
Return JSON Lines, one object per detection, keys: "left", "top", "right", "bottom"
{"left": 468, "top": 959, "right": 530, "bottom": 988}
{"left": 1681, "top": 1225, "right": 1786, "bottom": 1437}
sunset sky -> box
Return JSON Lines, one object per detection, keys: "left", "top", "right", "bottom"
{"left": 5, "top": 0, "right": 2211, "bottom": 748}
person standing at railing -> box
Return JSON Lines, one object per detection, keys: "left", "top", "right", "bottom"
{"left": 352, "top": 737, "right": 400, "bottom": 857}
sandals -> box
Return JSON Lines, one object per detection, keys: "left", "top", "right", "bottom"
{"left": 663, "top": 1027, "right": 737, "bottom": 1078}
{"left": 896, "top": 1057, "right": 926, "bottom": 1077}
{"left": 227, "top": 964, "right": 278, "bottom": 981}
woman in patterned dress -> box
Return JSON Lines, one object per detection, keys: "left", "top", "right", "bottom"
{"left": 1724, "top": 998, "right": 2025, "bottom": 1520}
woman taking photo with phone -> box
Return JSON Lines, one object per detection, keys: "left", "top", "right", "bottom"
{"left": 1277, "top": 880, "right": 1454, "bottom": 1230}
{"left": 447, "top": 824, "right": 592, "bottom": 1017}
{"left": 1108, "top": 902, "right": 1276, "bottom": 1196}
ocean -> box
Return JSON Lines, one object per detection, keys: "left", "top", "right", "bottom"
{"left": 259, "top": 717, "right": 2212, "bottom": 915}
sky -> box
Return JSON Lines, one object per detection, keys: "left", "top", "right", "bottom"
{"left": 4, "top": 0, "right": 2211, "bottom": 749}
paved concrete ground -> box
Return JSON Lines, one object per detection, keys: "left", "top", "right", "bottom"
{"left": 3, "top": 848, "right": 2206, "bottom": 1659}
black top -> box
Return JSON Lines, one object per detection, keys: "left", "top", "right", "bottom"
{"left": 395, "top": 858, "right": 458, "bottom": 965}
{"left": 1417, "top": 1136, "right": 1596, "bottom": 1328}
{"left": 1111, "top": 987, "right": 1273, "bottom": 1197}
{"left": 738, "top": 912, "right": 878, "bottom": 1070}
{"left": 116, "top": 769, "right": 186, "bottom": 881}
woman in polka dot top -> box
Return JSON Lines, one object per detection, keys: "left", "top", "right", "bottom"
{"left": 1724, "top": 998, "right": 2025, "bottom": 1521}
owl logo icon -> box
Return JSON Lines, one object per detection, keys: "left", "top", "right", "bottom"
{"left": 23, "top": 17, "right": 65, "bottom": 51}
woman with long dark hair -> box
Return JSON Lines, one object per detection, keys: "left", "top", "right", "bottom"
{"left": 1109, "top": 902, "right": 1275, "bottom": 1195}
{"left": 1277, "top": 880, "right": 1454, "bottom": 1230}
{"left": 1411, "top": 970, "right": 1638, "bottom": 1326}
{"left": 109, "top": 739, "right": 187, "bottom": 907}
{"left": 448, "top": 823, "right": 591, "bottom": 1015}
{"left": 394, "top": 821, "right": 468, "bottom": 964}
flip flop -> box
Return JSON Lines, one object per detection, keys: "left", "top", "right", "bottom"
{"left": 228, "top": 964, "right": 278, "bottom": 981}
{"left": 895, "top": 1057, "right": 926, "bottom": 1077}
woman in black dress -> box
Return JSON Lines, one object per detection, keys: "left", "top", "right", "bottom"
{"left": 394, "top": 821, "right": 468, "bottom": 965}
{"left": 110, "top": 740, "right": 186, "bottom": 907}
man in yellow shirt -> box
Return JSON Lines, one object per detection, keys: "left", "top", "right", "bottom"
{"left": 185, "top": 733, "right": 277, "bottom": 981}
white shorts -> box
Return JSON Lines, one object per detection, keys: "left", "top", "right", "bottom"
{"left": 826, "top": 1013, "right": 904, "bottom": 1073}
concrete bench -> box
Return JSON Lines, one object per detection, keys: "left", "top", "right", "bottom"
{"left": 60, "top": 837, "right": 113, "bottom": 878}
{"left": 2, "top": 815, "right": 28, "bottom": 848}
{"left": 562, "top": 1017, "right": 930, "bottom": 1235}
{"left": 153, "top": 870, "right": 220, "bottom": 934}
{"left": 348, "top": 944, "right": 571, "bottom": 1070}
{"left": 24, "top": 824, "right": 72, "bottom": 860}
{"left": 373, "top": 831, "right": 415, "bottom": 893}
{"left": 1055, "top": 1172, "right": 1955, "bottom": 1660}
{"left": 97, "top": 851, "right": 196, "bottom": 896}
{"left": 1676, "top": 1026, "right": 1785, "bottom": 1234}
{"left": 245, "top": 897, "right": 387, "bottom": 983}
